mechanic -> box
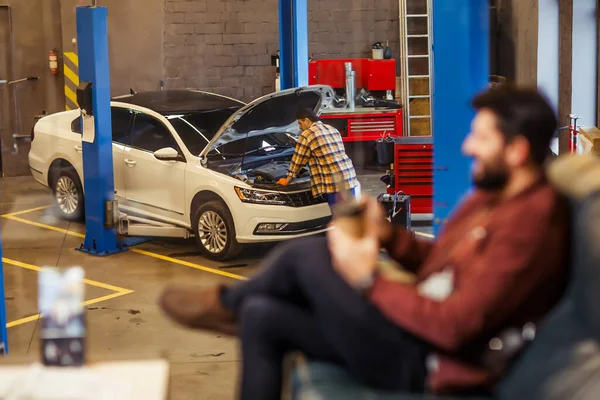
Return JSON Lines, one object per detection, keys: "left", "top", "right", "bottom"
{"left": 158, "top": 86, "right": 570, "bottom": 399}
{"left": 276, "top": 108, "right": 360, "bottom": 207}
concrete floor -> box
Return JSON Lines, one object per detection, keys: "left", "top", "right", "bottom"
{"left": 0, "top": 174, "right": 432, "bottom": 399}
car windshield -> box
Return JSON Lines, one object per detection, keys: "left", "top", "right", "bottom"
{"left": 167, "top": 108, "right": 238, "bottom": 155}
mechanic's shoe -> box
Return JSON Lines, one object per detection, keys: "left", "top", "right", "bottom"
{"left": 159, "top": 285, "right": 238, "bottom": 336}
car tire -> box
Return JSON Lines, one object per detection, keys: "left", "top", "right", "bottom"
{"left": 51, "top": 166, "right": 84, "bottom": 221}
{"left": 192, "top": 201, "right": 243, "bottom": 261}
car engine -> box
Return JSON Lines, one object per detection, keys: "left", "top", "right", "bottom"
{"left": 234, "top": 161, "right": 309, "bottom": 187}
{"left": 248, "top": 162, "right": 291, "bottom": 183}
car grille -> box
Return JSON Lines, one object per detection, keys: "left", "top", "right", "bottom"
{"left": 283, "top": 191, "right": 327, "bottom": 207}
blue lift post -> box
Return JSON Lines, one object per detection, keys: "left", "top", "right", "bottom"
{"left": 75, "top": 6, "right": 124, "bottom": 256}
{"left": 431, "top": 0, "right": 490, "bottom": 235}
{"left": 0, "top": 240, "right": 8, "bottom": 355}
{"left": 278, "top": 0, "right": 309, "bottom": 89}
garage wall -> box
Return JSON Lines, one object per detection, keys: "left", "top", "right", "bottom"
{"left": 571, "top": 0, "right": 598, "bottom": 128}
{"left": 0, "top": 0, "right": 64, "bottom": 177}
{"left": 163, "top": 0, "right": 400, "bottom": 102}
{"left": 60, "top": 0, "right": 165, "bottom": 96}
{"left": 309, "top": 0, "right": 399, "bottom": 60}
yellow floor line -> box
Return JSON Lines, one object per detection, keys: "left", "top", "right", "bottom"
{"left": 83, "top": 290, "right": 134, "bottom": 305}
{"left": 84, "top": 281, "right": 135, "bottom": 293}
{"left": 2, "top": 205, "right": 52, "bottom": 218}
{"left": 131, "top": 248, "right": 247, "bottom": 281}
{"left": 6, "top": 291, "right": 133, "bottom": 329}
{"left": 4, "top": 258, "right": 134, "bottom": 329}
{"left": 6, "top": 314, "right": 41, "bottom": 328}
{"left": 3, "top": 215, "right": 85, "bottom": 238}
{"left": 2, "top": 257, "right": 135, "bottom": 292}
{"left": 3, "top": 212, "right": 247, "bottom": 281}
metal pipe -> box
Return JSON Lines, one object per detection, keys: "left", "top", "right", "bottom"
{"left": 346, "top": 71, "right": 356, "bottom": 111}
{"left": 344, "top": 62, "right": 354, "bottom": 110}
{"left": 0, "top": 5, "right": 20, "bottom": 137}
{"left": 8, "top": 76, "right": 39, "bottom": 85}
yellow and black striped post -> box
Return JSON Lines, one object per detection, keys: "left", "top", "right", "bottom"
{"left": 63, "top": 52, "right": 79, "bottom": 110}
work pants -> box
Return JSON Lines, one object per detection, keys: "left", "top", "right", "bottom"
{"left": 221, "top": 236, "right": 430, "bottom": 400}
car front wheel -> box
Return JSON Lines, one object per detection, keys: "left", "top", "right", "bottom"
{"left": 52, "top": 167, "right": 84, "bottom": 221}
{"left": 192, "top": 201, "right": 243, "bottom": 261}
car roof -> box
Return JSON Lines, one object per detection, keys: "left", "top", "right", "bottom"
{"left": 112, "top": 89, "right": 245, "bottom": 114}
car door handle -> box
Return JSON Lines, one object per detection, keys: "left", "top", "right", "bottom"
{"left": 74, "top": 145, "right": 82, "bottom": 153}
{"left": 124, "top": 159, "right": 137, "bottom": 166}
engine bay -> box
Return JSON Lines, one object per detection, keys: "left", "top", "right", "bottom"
{"left": 233, "top": 160, "right": 310, "bottom": 189}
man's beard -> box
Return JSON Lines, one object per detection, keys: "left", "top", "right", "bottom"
{"left": 472, "top": 163, "right": 510, "bottom": 190}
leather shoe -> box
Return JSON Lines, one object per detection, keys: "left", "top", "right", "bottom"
{"left": 159, "top": 285, "right": 238, "bottom": 336}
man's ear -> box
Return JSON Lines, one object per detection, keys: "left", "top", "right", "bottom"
{"left": 505, "top": 136, "right": 531, "bottom": 167}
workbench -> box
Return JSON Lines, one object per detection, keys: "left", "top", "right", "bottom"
{"left": 320, "top": 106, "right": 403, "bottom": 167}
{"left": 320, "top": 107, "right": 403, "bottom": 142}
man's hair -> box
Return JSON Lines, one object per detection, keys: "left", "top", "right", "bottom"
{"left": 471, "top": 86, "right": 558, "bottom": 165}
{"left": 296, "top": 108, "right": 320, "bottom": 122}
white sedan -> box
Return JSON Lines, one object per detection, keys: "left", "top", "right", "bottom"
{"left": 28, "top": 86, "right": 335, "bottom": 260}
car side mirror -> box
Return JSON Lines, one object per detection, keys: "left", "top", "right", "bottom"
{"left": 154, "top": 147, "right": 182, "bottom": 162}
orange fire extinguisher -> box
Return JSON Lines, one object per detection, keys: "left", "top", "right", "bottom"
{"left": 49, "top": 49, "right": 58, "bottom": 75}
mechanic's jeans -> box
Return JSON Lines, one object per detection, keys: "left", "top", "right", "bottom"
{"left": 221, "top": 236, "right": 429, "bottom": 400}
{"left": 326, "top": 187, "right": 361, "bottom": 208}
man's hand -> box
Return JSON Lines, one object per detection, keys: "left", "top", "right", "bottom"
{"left": 327, "top": 197, "right": 383, "bottom": 288}
{"left": 276, "top": 177, "right": 289, "bottom": 186}
{"left": 358, "top": 197, "right": 394, "bottom": 245}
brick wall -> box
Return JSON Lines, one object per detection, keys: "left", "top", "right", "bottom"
{"left": 308, "top": 0, "right": 399, "bottom": 60}
{"left": 163, "top": 0, "right": 399, "bottom": 102}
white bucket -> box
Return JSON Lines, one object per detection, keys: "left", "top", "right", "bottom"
{"left": 372, "top": 48, "right": 384, "bottom": 60}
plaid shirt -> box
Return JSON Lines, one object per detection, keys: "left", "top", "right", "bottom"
{"left": 287, "top": 121, "right": 359, "bottom": 197}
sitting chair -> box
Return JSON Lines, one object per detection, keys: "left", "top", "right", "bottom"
{"left": 290, "top": 154, "right": 600, "bottom": 400}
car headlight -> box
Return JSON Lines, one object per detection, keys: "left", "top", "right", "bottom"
{"left": 235, "top": 187, "right": 290, "bottom": 205}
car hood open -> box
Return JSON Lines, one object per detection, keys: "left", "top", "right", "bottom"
{"left": 199, "top": 85, "right": 335, "bottom": 158}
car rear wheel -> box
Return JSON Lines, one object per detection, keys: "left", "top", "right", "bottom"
{"left": 51, "top": 167, "right": 84, "bottom": 221}
{"left": 192, "top": 201, "right": 243, "bottom": 261}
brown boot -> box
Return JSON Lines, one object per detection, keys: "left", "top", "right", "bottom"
{"left": 158, "top": 285, "right": 238, "bottom": 336}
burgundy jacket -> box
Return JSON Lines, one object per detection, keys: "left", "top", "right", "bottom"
{"left": 368, "top": 178, "right": 570, "bottom": 394}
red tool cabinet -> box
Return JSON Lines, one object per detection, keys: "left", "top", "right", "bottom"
{"left": 319, "top": 109, "right": 403, "bottom": 142}
{"left": 388, "top": 138, "right": 434, "bottom": 215}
